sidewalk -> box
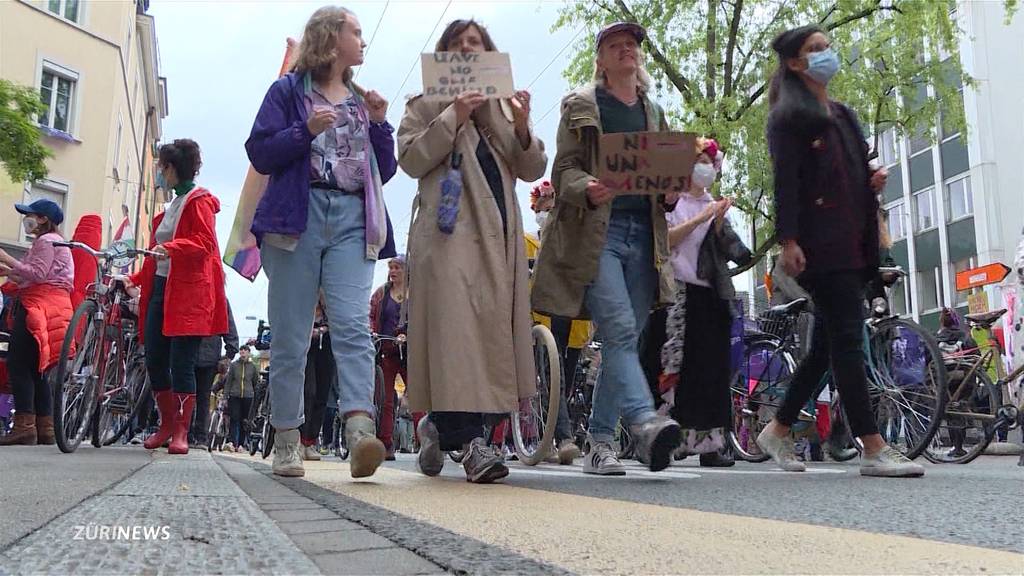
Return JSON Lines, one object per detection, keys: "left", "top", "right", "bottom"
{"left": 0, "top": 448, "right": 444, "bottom": 575}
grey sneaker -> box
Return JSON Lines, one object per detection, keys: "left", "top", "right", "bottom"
{"left": 556, "top": 438, "right": 582, "bottom": 465}
{"left": 462, "top": 438, "right": 509, "bottom": 484}
{"left": 583, "top": 439, "right": 626, "bottom": 476}
{"left": 272, "top": 429, "right": 305, "bottom": 477}
{"left": 755, "top": 428, "right": 806, "bottom": 472}
{"left": 301, "top": 444, "right": 322, "bottom": 461}
{"left": 630, "top": 415, "right": 682, "bottom": 472}
{"left": 416, "top": 416, "right": 444, "bottom": 477}
{"left": 860, "top": 446, "right": 925, "bottom": 478}
{"left": 345, "top": 415, "right": 386, "bottom": 479}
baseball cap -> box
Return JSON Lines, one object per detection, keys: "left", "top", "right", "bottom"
{"left": 15, "top": 199, "right": 64, "bottom": 225}
{"left": 595, "top": 22, "right": 646, "bottom": 51}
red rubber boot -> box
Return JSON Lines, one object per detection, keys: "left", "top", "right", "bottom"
{"left": 143, "top": 391, "right": 176, "bottom": 450}
{"left": 168, "top": 393, "right": 196, "bottom": 455}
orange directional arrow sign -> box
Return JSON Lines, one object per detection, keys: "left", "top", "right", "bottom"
{"left": 955, "top": 263, "right": 1012, "bottom": 291}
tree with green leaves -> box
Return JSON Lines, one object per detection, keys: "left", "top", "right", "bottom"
{"left": 0, "top": 79, "right": 52, "bottom": 183}
{"left": 555, "top": 0, "right": 1016, "bottom": 273}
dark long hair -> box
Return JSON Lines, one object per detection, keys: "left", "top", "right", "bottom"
{"left": 436, "top": 19, "right": 498, "bottom": 52}
{"left": 768, "top": 25, "right": 830, "bottom": 136}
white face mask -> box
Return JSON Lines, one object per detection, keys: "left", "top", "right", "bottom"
{"left": 535, "top": 211, "right": 549, "bottom": 229}
{"left": 22, "top": 216, "right": 38, "bottom": 235}
{"left": 692, "top": 163, "right": 717, "bottom": 190}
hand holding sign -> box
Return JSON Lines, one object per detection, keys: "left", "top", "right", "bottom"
{"left": 454, "top": 90, "right": 487, "bottom": 126}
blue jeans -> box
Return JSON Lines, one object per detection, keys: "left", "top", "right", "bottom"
{"left": 585, "top": 211, "right": 659, "bottom": 443}
{"left": 262, "top": 189, "right": 376, "bottom": 430}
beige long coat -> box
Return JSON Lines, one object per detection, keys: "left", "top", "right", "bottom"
{"left": 398, "top": 96, "right": 547, "bottom": 413}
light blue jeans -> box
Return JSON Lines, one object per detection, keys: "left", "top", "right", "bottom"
{"left": 262, "top": 189, "right": 376, "bottom": 430}
{"left": 585, "top": 211, "right": 659, "bottom": 443}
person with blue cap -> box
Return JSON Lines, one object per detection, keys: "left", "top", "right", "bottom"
{"left": 0, "top": 199, "right": 74, "bottom": 446}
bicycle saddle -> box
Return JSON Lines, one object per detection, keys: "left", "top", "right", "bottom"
{"left": 766, "top": 298, "right": 809, "bottom": 317}
{"left": 964, "top": 309, "right": 1007, "bottom": 328}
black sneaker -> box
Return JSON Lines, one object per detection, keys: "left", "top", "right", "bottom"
{"left": 462, "top": 438, "right": 508, "bottom": 484}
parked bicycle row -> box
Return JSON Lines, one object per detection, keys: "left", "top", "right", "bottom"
{"left": 2, "top": 15, "right": 1022, "bottom": 487}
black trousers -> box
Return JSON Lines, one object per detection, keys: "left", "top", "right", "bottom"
{"left": 190, "top": 365, "right": 218, "bottom": 443}
{"left": 776, "top": 271, "right": 879, "bottom": 438}
{"left": 671, "top": 284, "right": 732, "bottom": 431}
{"left": 430, "top": 412, "right": 506, "bottom": 452}
{"left": 302, "top": 333, "right": 336, "bottom": 443}
{"left": 548, "top": 315, "right": 581, "bottom": 442}
{"left": 229, "top": 396, "right": 254, "bottom": 447}
{"left": 641, "top": 307, "right": 669, "bottom": 408}
{"left": 7, "top": 304, "right": 52, "bottom": 416}
{"left": 144, "top": 276, "right": 201, "bottom": 394}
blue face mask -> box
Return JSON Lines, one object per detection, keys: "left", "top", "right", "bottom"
{"left": 805, "top": 48, "right": 840, "bottom": 84}
{"left": 155, "top": 167, "right": 168, "bottom": 190}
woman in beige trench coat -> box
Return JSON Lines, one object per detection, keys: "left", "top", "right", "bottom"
{"left": 397, "top": 19, "right": 547, "bottom": 483}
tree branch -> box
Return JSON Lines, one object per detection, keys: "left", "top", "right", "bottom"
{"left": 825, "top": 1, "right": 903, "bottom": 31}
{"left": 706, "top": 0, "right": 718, "bottom": 102}
{"left": 612, "top": 0, "right": 696, "bottom": 104}
{"left": 733, "top": 0, "right": 788, "bottom": 84}
{"left": 723, "top": 0, "right": 744, "bottom": 97}
{"left": 727, "top": 82, "right": 766, "bottom": 121}
{"left": 730, "top": 234, "right": 778, "bottom": 277}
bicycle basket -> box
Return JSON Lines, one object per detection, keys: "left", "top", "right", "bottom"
{"left": 757, "top": 313, "right": 795, "bottom": 340}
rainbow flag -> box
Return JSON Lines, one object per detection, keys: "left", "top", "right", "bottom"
{"left": 223, "top": 39, "right": 297, "bottom": 281}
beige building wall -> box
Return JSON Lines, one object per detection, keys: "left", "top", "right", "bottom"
{"left": 0, "top": 0, "right": 166, "bottom": 259}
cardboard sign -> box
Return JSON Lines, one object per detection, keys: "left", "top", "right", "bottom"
{"left": 967, "top": 292, "right": 990, "bottom": 315}
{"left": 597, "top": 132, "right": 697, "bottom": 195}
{"left": 421, "top": 52, "right": 514, "bottom": 101}
{"left": 955, "top": 263, "right": 1012, "bottom": 292}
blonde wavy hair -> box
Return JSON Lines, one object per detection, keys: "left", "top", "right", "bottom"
{"left": 292, "top": 6, "right": 356, "bottom": 83}
{"left": 593, "top": 49, "right": 653, "bottom": 93}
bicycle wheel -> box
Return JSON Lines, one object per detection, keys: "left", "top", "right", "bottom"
{"left": 105, "top": 352, "right": 150, "bottom": 446}
{"left": 91, "top": 323, "right": 125, "bottom": 448}
{"left": 511, "top": 324, "right": 561, "bottom": 465}
{"left": 373, "top": 363, "right": 386, "bottom": 435}
{"left": 261, "top": 418, "right": 275, "bottom": 459}
{"left": 53, "top": 301, "right": 101, "bottom": 454}
{"left": 728, "top": 336, "right": 797, "bottom": 462}
{"left": 924, "top": 360, "right": 999, "bottom": 464}
{"left": 867, "top": 317, "right": 948, "bottom": 459}
{"left": 333, "top": 414, "right": 348, "bottom": 460}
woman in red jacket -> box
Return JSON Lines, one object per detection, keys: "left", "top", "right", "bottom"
{"left": 132, "top": 139, "right": 228, "bottom": 455}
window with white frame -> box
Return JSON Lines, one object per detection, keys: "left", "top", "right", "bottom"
{"left": 39, "top": 62, "right": 78, "bottom": 134}
{"left": 946, "top": 176, "right": 972, "bottom": 222}
{"left": 22, "top": 179, "right": 69, "bottom": 240}
{"left": 879, "top": 128, "right": 899, "bottom": 166}
{"left": 913, "top": 187, "right": 936, "bottom": 232}
{"left": 951, "top": 257, "right": 979, "bottom": 306}
{"left": 113, "top": 112, "right": 123, "bottom": 180}
{"left": 47, "top": 0, "right": 80, "bottom": 23}
{"left": 891, "top": 279, "right": 910, "bottom": 317}
{"left": 885, "top": 200, "right": 908, "bottom": 242}
{"left": 917, "top": 266, "right": 941, "bottom": 313}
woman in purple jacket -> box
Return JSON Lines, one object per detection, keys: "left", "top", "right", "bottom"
{"left": 245, "top": 5, "right": 398, "bottom": 479}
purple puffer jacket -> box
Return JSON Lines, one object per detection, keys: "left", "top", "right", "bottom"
{"left": 245, "top": 72, "right": 398, "bottom": 259}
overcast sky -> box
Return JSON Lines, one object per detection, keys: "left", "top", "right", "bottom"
{"left": 148, "top": 0, "right": 585, "bottom": 341}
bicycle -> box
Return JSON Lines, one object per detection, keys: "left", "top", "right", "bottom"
{"left": 50, "top": 240, "right": 159, "bottom": 453}
{"left": 729, "top": 268, "right": 948, "bottom": 462}
{"left": 926, "top": 308, "right": 1022, "bottom": 464}
{"left": 247, "top": 370, "right": 274, "bottom": 459}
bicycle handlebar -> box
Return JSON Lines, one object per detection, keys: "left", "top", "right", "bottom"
{"left": 878, "top": 266, "right": 908, "bottom": 277}
{"left": 52, "top": 241, "right": 161, "bottom": 260}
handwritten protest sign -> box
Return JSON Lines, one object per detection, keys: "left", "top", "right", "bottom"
{"left": 597, "top": 132, "right": 698, "bottom": 195}
{"left": 421, "top": 52, "right": 515, "bottom": 101}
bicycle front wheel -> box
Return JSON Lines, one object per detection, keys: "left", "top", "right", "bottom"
{"left": 867, "top": 317, "right": 948, "bottom": 459}
{"left": 728, "top": 336, "right": 796, "bottom": 463}
{"left": 924, "top": 361, "right": 999, "bottom": 464}
{"left": 105, "top": 353, "right": 150, "bottom": 446}
{"left": 511, "top": 324, "right": 562, "bottom": 465}
{"left": 53, "top": 301, "right": 101, "bottom": 454}
{"left": 91, "top": 323, "right": 125, "bottom": 448}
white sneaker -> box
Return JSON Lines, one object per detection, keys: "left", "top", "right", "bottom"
{"left": 755, "top": 428, "right": 806, "bottom": 472}
{"left": 345, "top": 415, "right": 385, "bottom": 479}
{"left": 301, "top": 444, "right": 321, "bottom": 461}
{"left": 272, "top": 429, "right": 305, "bottom": 477}
{"left": 583, "top": 439, "right": 626, "bottom": 476}
{"left": 860, "top": 446, "right": 925, "bottom": 478}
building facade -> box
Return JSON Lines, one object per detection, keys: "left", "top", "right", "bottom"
{"left": 0, "top": 0, "right": 167, "bottom": 259}
{"left": 879, "top": 1, "right": 1023, "bottom": 330}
